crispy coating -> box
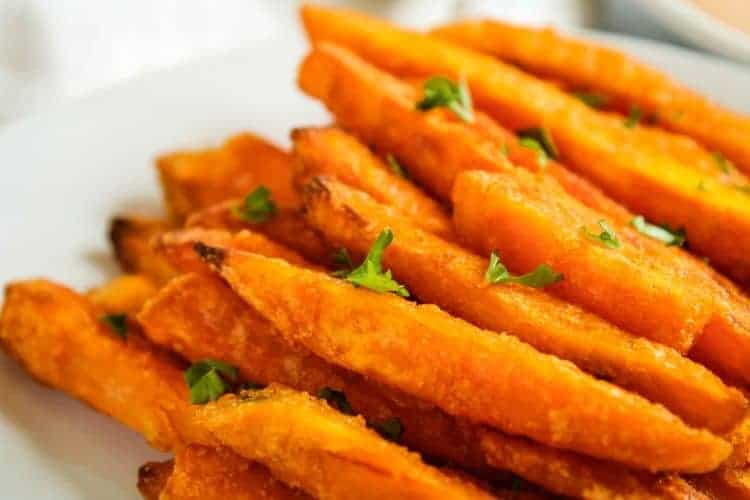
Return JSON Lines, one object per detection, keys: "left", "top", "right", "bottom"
{"left": 0, "top": 280, "right": 207, "bottom": 450}
{"left": 297, "top": 41, "right": 629, "bottom": 223}
{"left": 184, "top": 200, "right": 333, "bottom": 265}
{"left": 137, "top": 460, "right": 173, "bottom": 500}
{"left": 302, "top": 176, "right": 747, "bottom": 433}
{"left": 432, "top": 20, "right": 750, "bottom": 176}
{"left": 194, "top": 245, "right": 730, "bottom": 472}
{"left": 157, "top": 133, "right": 299, "bottom": 222}
{"left": 137, "top": 271, "right": 709, "bottom": 499}
{"left": 87, "top": 274, "right": 159, "bottom": 315}
{"left": 291, "top": 126, "right": 453, "bottom": 238}
{"left": 196, "top": 386, "right": 496, "bottom": 500}
{"left": 109, "top": 216, "right": 177, "bottom": 284}
{"left": 156, "top": 445, "right": 311, "bottom": 500}
{"left": 300, "top": 5, "right": 750, "bottom": 285}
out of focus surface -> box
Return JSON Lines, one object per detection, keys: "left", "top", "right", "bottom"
{"left": 1, "top": 0, "right": 748, "bottom": 126}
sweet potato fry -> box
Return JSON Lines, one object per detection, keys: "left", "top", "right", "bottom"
{"left": 139, "top": 271, "right": 694, "bottom": 499}
{"left": 197, "top": 386, "right": 490, "bottom": 500}
{"left": 301, "top": 5, "right": 750, "bottom": 284}
{"left": 302, "top": 176, "right": 747, "bottom": 432}
{"left": 298, "top": 41, "right": 630, "bottom": 224}
{"left": 86, "top": 274, "right": 159, "bottom": 314}
{"left": 137, "top": 460, "right": 173, "bottom": 500}
{"left": 153, "top": 445, "right": 311, "bottom": 500}
{"left": 109, "top": 216, "right": 177, "bottom": 284}
{"left": 184, "top": 200, "right": 333, "bottom": 265}
{"left": 291, "top": 126, "right": 453, "bottom": 238}
{"left": 157, "top": 132, "right": 299, "bottom": 221}
{"left": 0, "top": 280, "right": 207, "bottom": 450}
{"left": 432, "top": 20, "right": 750, "bottom": 176}
{"left": 193, "top": 244, "right": 730, "bottom": 472}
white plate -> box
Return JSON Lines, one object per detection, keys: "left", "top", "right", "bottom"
{"left": 0, "top": 26, "right": 749, "bottom": 500}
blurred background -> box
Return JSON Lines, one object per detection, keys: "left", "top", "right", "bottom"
{"left": 1, "top": 0, "right": 749, "bottom": 126}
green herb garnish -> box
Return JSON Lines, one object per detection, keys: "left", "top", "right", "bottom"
{"left": 712, "top": 152, "right": 733, "bottom": 174}
{"left": 518, "top": 137, "right": 548, "bottom": 167}
{"left": 340, "top": 228, "right": 409, "bottom": 297}
{"left": 517, "top": 127, "right": 558, "bottom": 159}
{"left": 184, "top": 359, "right": 239, "bottom": 404}
{"left": 624, "top": 106, "right": 641, "bottom": 128}
{"left": 572, "top": 91, "right": 607, "bottom": 109}
{"left": 101, "top": 313, "right": 128, "bottom": 339}
{"left": 386, "top": 154, "right": 408, "bottom": 178}
{"left": 330, "top": 248, "right": 354, "bottom": 278}
{"left": 485, "top": 251, "right": 563, "bottom": 288}
{"left": 232, "top": 186, "right": 276, "bottom": 223}
{"left": 371, "top": 417, "right": 404, "bottom": 442}
{"left": 631, "top": 216, "right": 686, "bottom": 247}
{"left": 416, "top": 76, "right": 474, "bottom": 123}
{"left": 582, "top": 220, "right": 621, "bottom": 248}
{"left": 317, "top": 387, "right": 355, "bottom": 415}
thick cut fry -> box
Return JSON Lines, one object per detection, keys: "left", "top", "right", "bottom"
{"left": 194, "top": 244, "right": 730, "bottom": 472}
{"left": 301, "top": 5, "right": 750, "bottom": 284}
{"left": 157, "top": 133, "right": 299, "bottom": 221}
{"left": 155, "top": 445, "right": 311, "bottom": 500}
{"left": 109, "top": 216, "right": 176, "bottom": 284}
{"left": 184, "top": 200, "right": 333, "bottom": 265}
{"left": 0, "top": 280, "right": 207, "bottom": 450}
{"left": 291, "top": 126, "right": 453, "bottom": 238}
{"left": 139, "top": 271, "right": 694, "bottom": 499}
{"left": 87, "top": 274, "right": 159, "bottom": 314}
{"left": 298, "top": 41, "right": 630, "bottom": 224}
{"left": 137, "top": 460, "right": 173, "bottom": 500}
{"left": 198, "top": 386, "right": 490, "bottom": 500}
{"left": 432, "top": 20, "right": 750, "bottom": 175}
{"left": 302, "top": 176, "right": 746, "bottom": 432}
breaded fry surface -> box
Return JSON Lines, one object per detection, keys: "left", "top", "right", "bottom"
{"left": 137, "top": 460, "right": 173, "bottom": 500}
{"left": 303, "top": 176, "right": 747, "bottom": 433}
{"left": 87, "top": 274, "right": 159, "bottom": 315}
{"left": 196, "top": 386, "right": 496, "bottom": 500}
{"left": 194, "top": 245, "right": 730, "bottom": 472}
{"left": 159, "top": 445, "right": 310, "bottom": 500}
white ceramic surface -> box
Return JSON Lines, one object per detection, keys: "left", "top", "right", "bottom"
{"left": 0, "top": 25, "right": 749, "bottom": 500}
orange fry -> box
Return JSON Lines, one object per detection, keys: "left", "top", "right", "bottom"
{"left": 193, "top": 243, "right": 730, "bottom": 472}
{"left": 157, "top": 132, "right": 298, "bottom": 221}
{"left": 301, "top": 5, "right": 750, "bottom": 285}
{"left": 109, "top": 216, "right": 176, "bottom": 284}
{"left": 151, "top": 445, "right": 311, "bottom": 500}
{"left": 433, "top": 20, "right": 750, "bottom": 176}
{"left": 302, "top": 176, "right": 747, "bottom": 432}
{"left": 86, "top": 274, "right": 159, "bottom": 315}
{"left": 291, "top": 126, "right": 453, "bottom": 237}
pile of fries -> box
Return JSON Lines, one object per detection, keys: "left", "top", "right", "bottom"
{"left": 4, "top": 5, "right": 750, "bottom": 499}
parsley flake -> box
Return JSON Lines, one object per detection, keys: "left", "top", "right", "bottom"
{"left": 184, "top": 359, "right": 238, "bottom": 405}
{"left": 712, "top": 152, "right": 733, "bottom": 174}
{"left": 631, "top": 216, "right": 686, "bottom": 247}
{"left": 624, "top": 106, "right": 641, "bottom": 128}
{"left": 582, "top": 220, "right": 621, "bottom": 248}
{"left": 518, "top": 137, "right": 548, "bottom": 167}
{"left": 416, "top": 76, "right": 474, "bottom": 123}
{"left": 485, "top": 251, "right": 563, "bottom": 288}
{"left": 371, "top": 417, "right": 404, "bottom": 442}
{"left": 572, "top": 91, "right": 607, "bottom": 109}
{"left": 386, "top": 154, "right": 408, "bottom": 178}
{"left": 101, "top": 313, "right": 128, "bottom": 339}
{"left": 517, "top": 127, "right": 558, "bottom": 160}
{"left": 330, "top": 248, "right": 354, "bottom": 278}
{"left": 340, "top": 228, "right": 409, "bottom": 297}
{"left": 232, "top": 186, "right": 277, "bottom": 223}
{"left": 317, "top": 387, "right": 355, "bottom": 415}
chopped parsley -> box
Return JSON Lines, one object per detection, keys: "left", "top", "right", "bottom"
{"left": 330, "top": 248, "right": 354, "bottom": 278}
{"left": 371, "top": 417, "right": 404, "bottom": 442}
{"left": 517, "top": 127, "right": 558, "bottom": 160}
{"left": 624, "top": 106, "right": 641, "bottom": 128}
{"left": 386, "top": 154, "right": 408, "bottom": 178}
{"left": 518, "top": 137, "right": 549, "bottom": 167}
{"left": 184, "top": 359, "right": 239, "bottom": 405}
{"left": 572, "top": 91, "right": 607, "bottom": 109}
{"left": 416, "top": 76, "right": 474, "bottom": 123}
{"left": 317, "top": 387, "right": 355, "bottom": 415}
{"left": 340, "top": 228, "right": 409, "bottom": 297}
{"left": 712, "top": 152, "right": 733, "bottom": 174}
{"left": 485, "top": 251, "right": 563, "bottom": 288}
{"left": 631, "top": 216, "right": 686, "bottom": 247}
{"left": 100, "top": 313, "right": 128, "bottom": 339}
{"left": 582, "top": 220, "right": 621, "bottom": 249}
{"left": 232, "top": 186, "right": 276, "bottom": 223}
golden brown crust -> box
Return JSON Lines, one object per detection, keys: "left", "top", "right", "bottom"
{"left": 86, "top": 274, "right": 159, "bottom": 315}
{"left": 137, "top": 460, "right": 174, "bottom": 500}
{"left": 109, "top": 216, "right": 176, "bottom": 284}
